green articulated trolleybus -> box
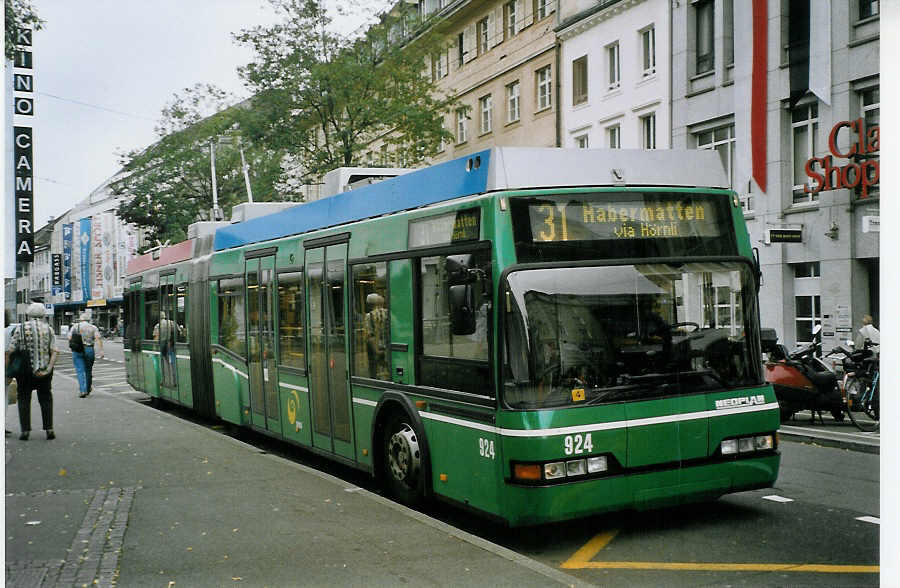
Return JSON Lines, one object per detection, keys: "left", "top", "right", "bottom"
{"left": 124, "top": 147, "right": 780, "bottom": 526}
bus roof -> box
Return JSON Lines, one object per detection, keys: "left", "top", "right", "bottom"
{"left": 213, "top": 147, "right": 729, "bottom": 251}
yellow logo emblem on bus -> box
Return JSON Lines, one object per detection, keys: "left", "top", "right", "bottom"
{"left": 571, "top": 388, "right": 585, "bottom": 402}
{"left": 287, "top": 390, "right": 300, "bottom": 424}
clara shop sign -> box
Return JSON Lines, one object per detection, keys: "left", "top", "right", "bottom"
{"left": 804, "top": 119, "right": 879, "bottom": 199}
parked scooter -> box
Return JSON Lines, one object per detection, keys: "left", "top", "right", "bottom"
{"left": 761, "top": 325, "right": 844, "bottom": 423}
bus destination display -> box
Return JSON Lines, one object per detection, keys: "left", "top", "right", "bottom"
{"left": 527, "top": 197, "right": 723, "bottom": 243}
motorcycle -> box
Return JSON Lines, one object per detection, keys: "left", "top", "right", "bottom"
{"left": 761, "top": 325, "right": 844, "bottom": 423}
{"left": 836, "top": 340, "right": 879, "bottom": 412}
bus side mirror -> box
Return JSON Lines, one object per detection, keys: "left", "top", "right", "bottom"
{"left": 449, "top": 284, "right": 476, "bottom": 335}
{"left": 446, "top": 254, "right": 474, "bottom": 286}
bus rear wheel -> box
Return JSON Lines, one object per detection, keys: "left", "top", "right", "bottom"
{"left": 381, "top": 413, "right": 423, "bottom": 505}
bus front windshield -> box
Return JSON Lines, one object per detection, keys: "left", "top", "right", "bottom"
{"left": 502, "top": 262, "right": 762, "bottom": 410}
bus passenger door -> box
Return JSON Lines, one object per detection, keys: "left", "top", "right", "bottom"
{"left": 306, "top": 244, "right": 355, "bottom": 460}
{"left": 246, "top": 256, "right": 280, "bottom": 432}
{"left": 158, "top": 275, "right": 178, "bottom": 400}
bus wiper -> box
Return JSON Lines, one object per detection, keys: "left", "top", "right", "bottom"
{"left": 584, "top": 384, "right": 646, "bottom": 405}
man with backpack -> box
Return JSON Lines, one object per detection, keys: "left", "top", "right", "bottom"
{"left": 69, "top": 311, "right": 104, "bottom": 398}
{"left": 5, "top": 303, "right": 58, "bottom": 440}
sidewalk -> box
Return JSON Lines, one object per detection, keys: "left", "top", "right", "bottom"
{"left": 5, "top": 372, "right": 586, "bottom": 588}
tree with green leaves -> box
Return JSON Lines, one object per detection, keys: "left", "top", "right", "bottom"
{"left": 234, "top": 0, "right": 455, "bottom": 182}
{"left": 113, "top": 84, "right": 288, "bottom": 247}
{"left": 5, "top": 0, "right": 43, "bottom": 61}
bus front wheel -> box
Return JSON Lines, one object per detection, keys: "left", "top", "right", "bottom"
{"left": 381, "top": 412, "right": 423, "bottom": 505}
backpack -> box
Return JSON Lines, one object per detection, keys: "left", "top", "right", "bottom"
{"left": 69, "top": 323, "right": 85, "bottom": 353}
{"left": 8, "top": 325, "right": 31, "bottom": 379}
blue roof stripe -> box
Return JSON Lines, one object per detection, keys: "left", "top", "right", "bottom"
{"left": 213, "top": 149, "right": 492, "bottom": 251}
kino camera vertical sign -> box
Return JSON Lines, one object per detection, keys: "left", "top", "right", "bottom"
{"left": 14, "top": 28, "right": 35, "bottom": 263}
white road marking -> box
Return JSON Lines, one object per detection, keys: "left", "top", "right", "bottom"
{"left": 762, "top": 495, "right": 794, "bottom": 503}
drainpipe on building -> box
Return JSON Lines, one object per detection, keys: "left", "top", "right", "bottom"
{"left": 554, "top": 5, "right": 561, "bottom": 148}
{"left": 668, "top": 0, "right": 673, "bottom": 150}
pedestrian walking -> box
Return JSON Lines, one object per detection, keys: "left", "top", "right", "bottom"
{"left": 855, "top": 314, "right": 880, "bottom": 356}
{"left": 4, "top": 302, "right": 58, "bottom": 440}
{"left": 69, "top": 312, "right": 105, "bottom": 398}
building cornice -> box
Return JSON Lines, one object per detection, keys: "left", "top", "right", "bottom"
{"left": 557, "top": 0, "right": 646, "bottom": 40}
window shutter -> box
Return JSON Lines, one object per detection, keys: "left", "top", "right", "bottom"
{"left": 463, "top": 23, "right": 476, "bottom": 62}
{"left": 520, "top": 0, "right": 533, "bottom": 29}
{"left": 492, "top": 6, "right": 503, "bottom": 46}
{"left": 440, "top": 50, "right": 449, "bottom": 77}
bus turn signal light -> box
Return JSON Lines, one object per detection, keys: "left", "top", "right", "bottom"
{"left": 513, "top": 463, "right": 542, "bottom": 481}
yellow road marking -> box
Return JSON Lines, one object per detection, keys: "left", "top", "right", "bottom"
{"left": 561, "top": 531, "right": 620, "bottom": 568}
{"left": 569, "top": 562, "right": 878, "bottom": 573}
{"left": 562, "top": 531, "right": 878, "bottom": 574}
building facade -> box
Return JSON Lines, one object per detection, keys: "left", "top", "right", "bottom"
{"left": 557, "top": 0, "right": 670, "bottom": 151}
{"left": 671, "top": 0, "right": 880, "bottom": 349}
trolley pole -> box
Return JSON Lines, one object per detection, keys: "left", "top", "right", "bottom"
{"left": 209, "top": 140, "right": 222, "bottom": 221}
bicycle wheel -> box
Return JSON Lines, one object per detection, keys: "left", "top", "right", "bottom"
{"left": 847, "top": 378, "right": 879, "bottom": 432}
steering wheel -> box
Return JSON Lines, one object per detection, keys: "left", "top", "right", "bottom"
{"left": 663, "top": 322, "right": 700, "bottom": 333}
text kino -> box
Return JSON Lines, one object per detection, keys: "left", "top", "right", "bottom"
{"left": 805, "top": 118, "right": 879, "bottom": 199}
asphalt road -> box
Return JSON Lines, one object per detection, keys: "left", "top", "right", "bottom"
{"left": 49, "top": 338, "right": 883, "bottom": 587}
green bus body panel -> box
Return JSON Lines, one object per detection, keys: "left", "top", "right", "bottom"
{"left": 423, "top": 414, "right": 502, "bottom": 516}
{"left": 177, "top": 352, "right": 192, "bottom": 407}
{"left": 349, "top": 387, "right": 380, "bottom": 468}
{"left": 279, "top": 373, "right": 312, "bottom": 447}
{"left": 142, "top": 351, "right": 159, "bottom": 398}
{"left": 212, "top": 352, "right": 248, "bottom": 425}
{"left": 498, "top": 455, "right": 780, "bottom": 526}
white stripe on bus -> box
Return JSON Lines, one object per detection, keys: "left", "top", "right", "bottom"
{"left": 353, "top": 397, "right": 378, "bottom": 407}
{"left": 280, "top": 382, "right": 309, "bottom": 393}
{"left": 414, "top": 402, "right": 780, "bottom": 438}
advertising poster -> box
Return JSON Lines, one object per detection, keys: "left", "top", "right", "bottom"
{"left": 62, "top": 223, "right": 73, "bottom": 300}
{"left": 101, "top": 212, "right": 116, "bottom": 299}
{"left": 92, "top": 215, "right": 104, "bottom": 300}
{"left": 79, "top": 217, "right": 91, "bottom": 301}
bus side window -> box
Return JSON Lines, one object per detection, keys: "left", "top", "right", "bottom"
{"left": 351, "top": 262, "right": 389, "bottom": 380}
{"left": 418, "top": 252, "right": 492, "bottom": 395}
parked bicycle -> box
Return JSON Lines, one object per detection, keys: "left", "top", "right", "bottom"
{"left": 840, "top": 341, "right": 879, "bottom": 432}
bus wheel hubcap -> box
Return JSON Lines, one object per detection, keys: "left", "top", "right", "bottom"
{"left": 387, "top": 424, "right": 420, "bottom": 484}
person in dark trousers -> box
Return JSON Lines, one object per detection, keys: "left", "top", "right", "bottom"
{"left": 5, "top": 303, "right": 58, "bottom": 440}
{"left": 69, "top": 311, "right": 105, "bottom": 397}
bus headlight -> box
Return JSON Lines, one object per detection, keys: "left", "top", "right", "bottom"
{"left": 544, "top": 462, "right": 566, "bottom": 480}
{"left": 721, "top": 439, "right": 739, "bottom": 455}
{"left": 587, "top": 456, "right": 608, "bottom": 473}
{"left": 566, "top": 459, "right": 586, "bottom": 476}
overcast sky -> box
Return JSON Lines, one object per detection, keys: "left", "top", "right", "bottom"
{"left": 15, "top": 0, "right": 388, "bottom": 227}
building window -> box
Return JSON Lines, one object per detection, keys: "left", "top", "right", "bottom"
{"left": 477, "top": 17, "right": 489, "bottom": 56}
{"left": 641, "top": 26, "right": 656, "bottom": 78}
{"left": 607, "top": 124, "right": 621, "bottom": 149}
{"left": 792, "top": 102, "right": 819, "bottom": 203}
{"left": 724, "top": 0, "right": 734, "bottom": 67}
{"left": 794, "top": 262, "right": 821, "bottom": 278}
{"left": 695, "top": 0, "right": 714, "bottom": 74}
{"left": 795, "top": 295, "right": 822, "bottom": 345}
{"left": 536, "top": 65, "right": 552, "bottom": 110}
{"left": 641, "top": 113, "right": 656, "bottom": 149}
{"left": 506, "top": 80, "right": 520, "bottom": 123}
{"left": 433, "top": 50, "right": 447, "bottom": 80}
{"left": 859, "top": 0, "right": 879, "bottom": 19}
{"left": 505, "top": 1, "right": 517, "bottom": 39}
{"left": 575, "top": 134, "right": 589, "bottom": 148}
{"left": 456, "top": 107, "right": 468, "bottom": 143}
{"left": 696, "top": 124, "right": 736, "bottom": 191}
{"left": 438, "top": 117, "right": 446, "bottom": 152}
{"left": 607, "top": 42, "right": 620, "bottom": 90}
{"left": 457, "top": 32, "right": 464, "bottom": 68}
{"left": 536, "top": 0, "right": 554, "bottom": 20}
{"left": 479, "top": 94, "right": 492, "bottom": 135}
{"left": 857, "top": 86, "right": 879, "bottom": 199}
{"left": 572, "top": 55, "right": 588, "bottom": 105}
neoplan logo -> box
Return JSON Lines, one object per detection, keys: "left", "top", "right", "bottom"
{"left": 715, "top": 395, "right": 766, "bottom": 410}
